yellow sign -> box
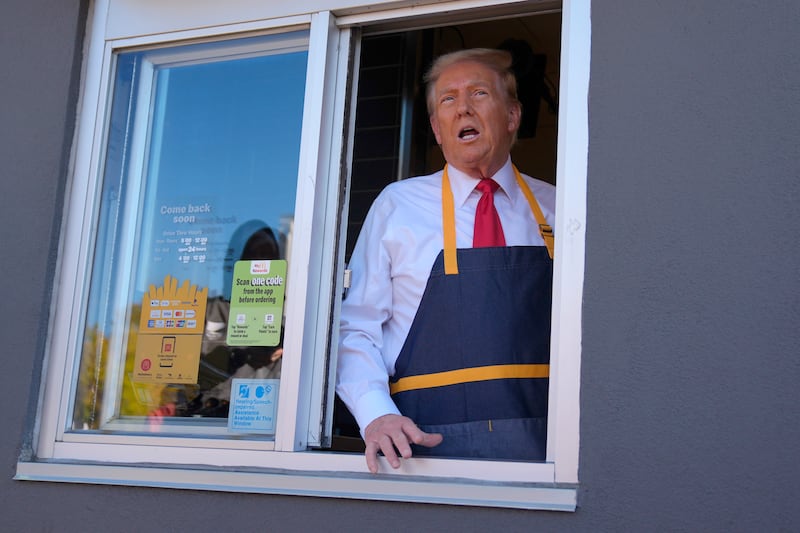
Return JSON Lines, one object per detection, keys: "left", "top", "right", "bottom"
{"left": 138, "top": 274, "right": 208, "bottom": 334}
{"left": 133, "top": 334, "right": 203, "bottom": 384}
{"left": 133, "top": 275, "right": 208, "bottom": 383}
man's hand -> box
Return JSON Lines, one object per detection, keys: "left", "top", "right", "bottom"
{"left": 363, "top": 414, "right": 443, "bottom": 474}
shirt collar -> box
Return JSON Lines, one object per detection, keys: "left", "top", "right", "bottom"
{"left": 447, "top": 157, "right": 516, "bottom": 208}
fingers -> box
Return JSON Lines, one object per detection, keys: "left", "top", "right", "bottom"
{"left": 389, "top": 425, "right": 413, "bottom": 461}
{"left": 363, "top": 415, "right": 406, "bottom": 473}
{"left": 364, "top": 441, "right": 380, "bottom": 474}
{"left": 362, "top": 414, "right": 443, "bottom": 473}
{"left": 364, "top": 433, "right": 403, "bottom": 473}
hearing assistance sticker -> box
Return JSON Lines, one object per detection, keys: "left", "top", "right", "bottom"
{"left": 228, "top": 378, "right": 280, "bottom": 434}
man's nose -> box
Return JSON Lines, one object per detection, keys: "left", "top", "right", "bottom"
{"left": 456, "top": 96, "right": 472, "bottom": 115}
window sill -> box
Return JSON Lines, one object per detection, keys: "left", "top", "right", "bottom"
{"left": 16, "top": 459, "right": 577, "bottom": 511}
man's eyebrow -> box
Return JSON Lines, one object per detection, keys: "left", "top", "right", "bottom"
{"left": 437, "top": 79, "right": 493, "bottom": 94}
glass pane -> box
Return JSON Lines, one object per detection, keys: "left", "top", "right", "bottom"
{"left": 72, "top": 33, "right": 308, "bottom": 435}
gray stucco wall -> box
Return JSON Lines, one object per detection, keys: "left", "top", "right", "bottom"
{"left": 1, "top": 0, "right": 85, "bottom": 469}
{"left": 583, "top": 1, "right": 800, "bottom": 529}
{"left": 2, "top": 0, "right": 798, "bottom": 531}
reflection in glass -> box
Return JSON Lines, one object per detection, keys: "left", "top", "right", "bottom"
{"left": 71, "top": 33, "right": 307, "bottom": 434}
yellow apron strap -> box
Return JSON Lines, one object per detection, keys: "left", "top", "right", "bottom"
{"left": 442, "top": 165, "right": 459, "bottom": 275}
{"left": 441, "top": 164, "right": 554, "bottom": 275}
{"left": 390, "top": 363, "right": 550, "bottom": 395}
{"left": 513, "top": 165, "right": 554, "bottom": 260}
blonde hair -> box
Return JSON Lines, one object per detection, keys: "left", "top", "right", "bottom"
{"left": 424, "top": 48, "right": 519, "bottom": 115}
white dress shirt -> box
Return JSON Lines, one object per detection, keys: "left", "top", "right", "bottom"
{"left": 336, "top": 158, "right": 556, "bottom": 432}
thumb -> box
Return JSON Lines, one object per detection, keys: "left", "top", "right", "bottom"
{"left": 417, "top": 431, "right": 443, "bottom": 448}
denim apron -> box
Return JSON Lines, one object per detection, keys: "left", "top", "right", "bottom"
{"left": 389, "top": 165, "right": 553, "bottom": 461}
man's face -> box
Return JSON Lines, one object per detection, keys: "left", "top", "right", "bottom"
{"left": 429, "top": 60, "right": 521, "bottom": 179}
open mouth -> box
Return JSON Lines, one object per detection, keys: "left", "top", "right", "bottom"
{"left": 458, "top": 127, "right": 479, "bottom": 140}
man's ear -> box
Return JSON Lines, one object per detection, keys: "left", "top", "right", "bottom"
{"left": 507, "top": 101, "right": 522, "bottom": 133}
{"left": 429, "top": 114, "right": 443, "bottom": 145}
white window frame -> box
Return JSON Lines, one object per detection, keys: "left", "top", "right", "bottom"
{"left": 71, "top": 29, "right": 314, "bottom": 441}
{"left": 17, "top": 0, "right": 589, "bottom": 512}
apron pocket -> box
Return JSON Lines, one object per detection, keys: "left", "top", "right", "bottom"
{"left": 413, "top": 417, "right": 546, "bottom": 461}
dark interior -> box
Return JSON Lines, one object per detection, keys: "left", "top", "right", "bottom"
{"left": 331, "top": 12, "right": 562, "bottom": 450}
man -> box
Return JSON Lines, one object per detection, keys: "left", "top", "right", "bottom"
{"left": 337, "top": 48, "right": 555, "bottom": 473}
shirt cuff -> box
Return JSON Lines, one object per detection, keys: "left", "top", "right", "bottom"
{"left": 353, "top": 389, "right": 402, "bottom": 437}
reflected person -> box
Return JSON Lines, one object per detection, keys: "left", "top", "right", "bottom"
{"left": 190, "top": 219, "right": 284, "bottom": 416}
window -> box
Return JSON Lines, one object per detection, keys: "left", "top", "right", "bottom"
{"left": 73, "top": 32, "right": 308, "bottom": 437}
{"left": 18, "top": 0, "right": 588, "bottom": 511}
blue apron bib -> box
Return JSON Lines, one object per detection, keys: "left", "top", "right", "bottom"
{"left": 389, "top": 165, "right": 553, "bottom": 461}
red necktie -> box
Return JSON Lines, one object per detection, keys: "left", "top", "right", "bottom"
{"left": 473, "top": 179, "right": 506, "bottom": 247}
